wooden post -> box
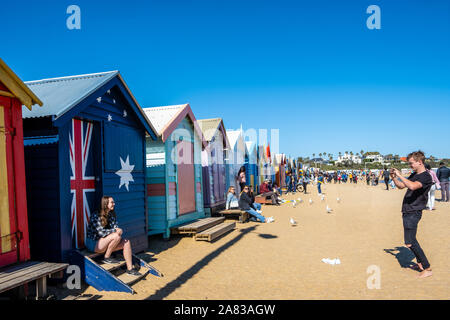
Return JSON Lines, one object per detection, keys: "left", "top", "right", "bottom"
{"left": 36, "top": 276, "right": 47, "bottom": 299}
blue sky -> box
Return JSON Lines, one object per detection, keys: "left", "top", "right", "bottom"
{"left": 2, "top": 0, "right": 449, "bottom": 158}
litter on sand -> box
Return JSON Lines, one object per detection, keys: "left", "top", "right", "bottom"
{"left": 321, "top": 258, "right": 341, "bottom": 265}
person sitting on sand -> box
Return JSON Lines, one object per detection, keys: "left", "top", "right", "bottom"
{"left": 248, "top": 185, "right": 262, "bottom": 212}
{"left": 86, "top": 196, "right": 141, "bottom": 276}
{"left": 225, "top": 186, "right": 240, "bottom": 210}
{"left": 259, "top": 180, "right": 281, "bottom": 205}
{"left": 239, "top": 185, "right": 273, "bottom": 223}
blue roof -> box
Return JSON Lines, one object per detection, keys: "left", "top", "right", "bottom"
{"left": 22, "top": 71, "right": 118, "bottom": 119}
{"left": 24, "top": 135, "right": 59, "bottom": 146}
{"left": 21, "top": 71, "right": 158, "bottom": 138}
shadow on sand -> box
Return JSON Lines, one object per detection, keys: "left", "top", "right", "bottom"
{"left": 145, "top": 225, "right": 260, "bottom": 300}
{"left": 384, "top": 246, "right": 421, "bottom": 272}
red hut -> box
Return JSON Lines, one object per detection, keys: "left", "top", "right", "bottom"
{"left": 0, "top": 58, "right": 42, "bottom": 268}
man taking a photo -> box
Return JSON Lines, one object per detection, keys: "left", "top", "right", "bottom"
{"left": 391, "top": 151, "right": 433, "bottom": 279}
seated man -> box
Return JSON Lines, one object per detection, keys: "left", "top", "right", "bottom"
{"left": 259, "top": 180, "right": 281, "bottom": 205}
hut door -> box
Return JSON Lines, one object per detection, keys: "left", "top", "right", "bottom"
{"left": 177, "top": 140, "right": 196, "bottom": 215}
{"left": 0, "top": 101, "right": 18, "bottom": 266}
{"left": 70, "top": 119, "right": 101, "bottom": 249}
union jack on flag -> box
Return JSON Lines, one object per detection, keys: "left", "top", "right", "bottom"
{"left": 69, "top": 119, "right": 95, "bottom": 249}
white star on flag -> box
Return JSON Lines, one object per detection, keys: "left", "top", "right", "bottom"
{"left": 107, "top": 114, "right": 113, "bottom": 121}
{"left": 123, "top": 110, "right": 127, "bottom": 117}
{"left": 97, "top": 97, "right": 102, "bottom": 103}
{"left": 113, "top": 99, "right": 116, "bottom": 104}
{"left": 115, "top": 155, "right": 135, "bottom": 191}
{"left": 107, "top": 89, "right": 111, "bottom": 94}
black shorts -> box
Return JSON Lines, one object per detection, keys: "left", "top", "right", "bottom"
{"left": 402, "top": 211, "right": 422, "bottom": 244}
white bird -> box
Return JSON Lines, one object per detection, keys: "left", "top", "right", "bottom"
{"left": 292, "top": 200, "right": 297, "bottom": 208}
{"left": 309, "top": 198, "right": 313, "bottom": 205}
{"left": 290, "top": 217, "right": 297, "bottom": 226}
{"left": 326, "top": 205, "right": 332, "bottom": 213}
{"left": 337, "top": 197, "right": 341, "bottom": 203}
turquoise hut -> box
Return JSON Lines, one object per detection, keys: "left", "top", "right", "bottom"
{"left": 143, "top": 104, "right": 207, "bottom": 239}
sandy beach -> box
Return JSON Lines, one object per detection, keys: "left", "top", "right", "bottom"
{"left": 75, "top": 181, "right": 449, "bottom": 300}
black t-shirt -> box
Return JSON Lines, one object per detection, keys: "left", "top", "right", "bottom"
{"left": 401, "top": 171, "right": 433, "bottom": 213}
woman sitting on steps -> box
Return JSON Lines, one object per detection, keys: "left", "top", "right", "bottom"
{"left": 86, "top": 196, "right": 141, "bottom": 276}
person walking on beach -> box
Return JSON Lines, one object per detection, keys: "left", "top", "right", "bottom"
{"left": 383, "top": 167, "right": 391, "bottom": 190}
{"left": 425, "top": 164, "right": 440, "bottom": 211}
{"left": 391, "top": 151, "right": 433, "bottom": 278}
{"left": 317, "top": 173, "right": 324, "bottom": 194}
{"left": 436, "top": 162, "right": 450, "bottom": 202}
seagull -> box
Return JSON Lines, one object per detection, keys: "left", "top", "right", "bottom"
{"left": 309, "top": 198, "right": 313, "bottom": 205}
{"left": 337, "top": 197, "right": 341, "bottom": 203}
{"left": 326, "top": 205, "right": 332, "bottom": 213}
{"left": 290, "top": 218, "right": 297, "bottom": 226}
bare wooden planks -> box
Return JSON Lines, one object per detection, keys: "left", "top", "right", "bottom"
{"left": 195, "top": 222, "right": 236, "bottom": 242}
{"left": 218, "top": 209, "right": 249, "bottom": 223}
{"left": 0, "top": 261, "right": 68, "bottom": 294}
{"left": 174, "top": 217, "right": 225, "bottom": 234}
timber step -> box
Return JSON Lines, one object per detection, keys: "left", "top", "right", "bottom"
{"left": 70, "top": 250, "right": 163, "bottom": 294}
{"left": 195, "top": 222, "right": 236, "bottom": 242}
{"left": 174, "top": 217, "right": 225, "bottom": 234}
{"left": 218, "top": 209, "right": 249, "bottom": 223}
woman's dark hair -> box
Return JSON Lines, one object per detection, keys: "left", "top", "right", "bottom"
{"left": 238, "top": 166, "right": 245, "bottom": 174}
{"left": 99, "top": 196, "right": 115, "bottom": 227}
{"left": 425, "top": 163, "right": 431, "bottom": 170}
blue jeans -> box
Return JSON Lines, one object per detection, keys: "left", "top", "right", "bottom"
{"left": 246, "top": 208, "right": 266, "bottom": 223}
{"left": 318, "top": 183, "right": 322, "bottom": 194}
{"left": 253, "top": 203, "right": 262, "bottom": 210}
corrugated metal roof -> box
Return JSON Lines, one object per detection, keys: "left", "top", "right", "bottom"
{"left": 197, "top": 118, "right": 222, "bottom": 142}
{"left": 142, "top": 104, "right": 186, "bottom": 135}
{"left": 22, "top": 71, "right": 118, "bottom": 119}
{"left": 23, "top": 135, "right": 59, "bottom": 146}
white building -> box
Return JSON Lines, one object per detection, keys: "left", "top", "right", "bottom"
{"left": 335, "top": 154, "right": 362, "bottom": 164}
{"left": 364, "top": 154, "right": 384, "bottom": 163}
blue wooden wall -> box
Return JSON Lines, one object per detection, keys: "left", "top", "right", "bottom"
{"left": 24, "top": 81, "right": 150, "bottom": 262}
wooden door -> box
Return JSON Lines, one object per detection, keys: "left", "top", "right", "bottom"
{"left": 177, "top": 140, "right": 196, "bottom": 215}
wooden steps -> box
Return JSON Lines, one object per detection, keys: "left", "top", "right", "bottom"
{"left": 195, "top": 222, "right": 236, "bottom": 242}
{"left": 218, "top": 209, "right": 249, "bottom": 223}
{"left": 70, "top": 250, "right": 163, "bottom": 294}
{"left": 116, "top": 270, "right": 147, "bottom": 286}
{"left": 174, "top": 217, "right": 225, "bottom": 235}
{"left": 172, "top": 217, "right": 236, "bottom": 242}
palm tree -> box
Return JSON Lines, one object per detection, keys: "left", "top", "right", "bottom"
{"left": 360, "top": 149, "right": 364, "bottom": 157}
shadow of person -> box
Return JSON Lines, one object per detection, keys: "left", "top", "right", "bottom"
{"left": 384, "top": 246, "right": 420, "bottom": 272}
